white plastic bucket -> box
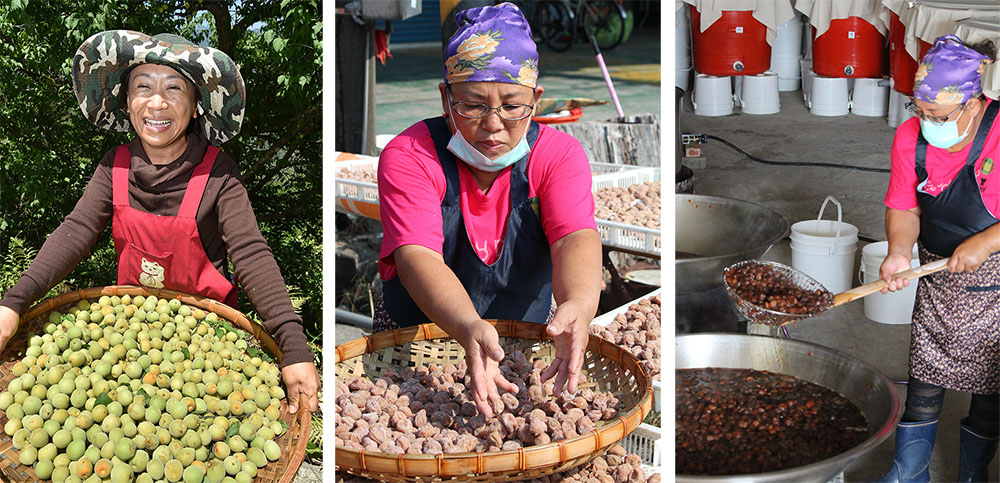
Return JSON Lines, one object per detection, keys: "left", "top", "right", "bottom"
{"left": 675, "top": 3, "right": 692, "bottom": 68}
{"left": 738, "top": 71, "right": 780, "bottom": 114}
{"left": 790, "top": 196, "right": 859, "bottom": 293}
{"left": 801, "top": 58, "right": 814, "bottom": 102}
{"left": 771, "top": 15, "right": 803, "bottom": 92}
{"left": 692, "top": 73, "right": 734, "bottom": 117}
{"left": 860, "top": 242, "right": 919, "bottom": 325}
{"left": 851, "top": 78, "right": 889, "bottom": 117}
{"left": 809, "top": 76, "right": 850, "bottom": 116}
{"left": 676, "top": 66, "right": 692, "bottom": 92}
{"left": 772, "top": 57, "right": 802, "bottom": 91}
{"left": 887, "top": 89, "right": 914, "bottom": 128}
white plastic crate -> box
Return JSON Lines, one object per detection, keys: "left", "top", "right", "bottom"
{"left": 590, "top": 161, "right": 649, "bottom": 175}
{"left": 591, "top": 289, "right": 662, "bottom": 414}
{"left": 333, "top": 157, "right": 661, "bottom": 257}
{"left": 596, "top": 219, "right": 661, "bottom": 256}
{"left": 592, "top": 168, "right": 661, "bottom": 256}
{"left": 334, "top": 156, "right": 380, "bottom": 216}
{"left": 620, "top": 422, "right": 662, "bottom": 469}
{"left": 591, "top": 165, "right": 660, "bottom": 192}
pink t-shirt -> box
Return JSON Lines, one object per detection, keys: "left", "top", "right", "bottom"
{"left": 885, "top": 100, "right": 1000, "bottom": 218}
{"left": 377, "top": 121, "right": 597, "bottom": 281}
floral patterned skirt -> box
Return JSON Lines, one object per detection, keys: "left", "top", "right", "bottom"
{"left": 909, "top": 247, "right": 1000, "bottom": 394}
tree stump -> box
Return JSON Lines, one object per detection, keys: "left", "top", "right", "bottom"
{"left": 549, "top": 113, "right": 660, "bottom": 167}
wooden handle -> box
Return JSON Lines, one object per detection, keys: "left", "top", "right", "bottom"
{"left": 833, "top": 257, "right": 949, "bottom": 307}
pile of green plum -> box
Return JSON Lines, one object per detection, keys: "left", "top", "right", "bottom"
{"left": 0, "top": 294, "right": 287, "bottom": 483}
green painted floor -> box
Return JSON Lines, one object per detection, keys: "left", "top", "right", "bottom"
{"left": 374, "top": 29, "right": 662, "bottom": 138}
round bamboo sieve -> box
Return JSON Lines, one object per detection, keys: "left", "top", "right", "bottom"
{"left": 334, "top": 319, "right": 654, "bottom": 482}
{"left": 0, "top": 286, "right": 310, "bottom": 483}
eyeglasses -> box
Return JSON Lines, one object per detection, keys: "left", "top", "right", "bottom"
{"left": 905, "top": 100, "right": 966, "bottom": 126}
{"left": 446, "top": 89, "right": 535, "bottom": 121}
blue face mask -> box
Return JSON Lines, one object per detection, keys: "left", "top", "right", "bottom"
{"left": 445, "top": 96, "right": 531, "bottom": 172}
{"left": 920, "top": 106, "right": 972, "bottom": 149}
{"left": 446, "top": 126, "right": 530, "bottom": 172}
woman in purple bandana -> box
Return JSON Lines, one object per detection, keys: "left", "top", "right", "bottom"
{"left": 374, "top": 3, "right": 602, "bottom": 421}
{"left": 877, "top": 35, "right": 999, "bottom": 483}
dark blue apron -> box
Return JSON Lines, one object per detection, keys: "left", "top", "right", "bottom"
{"left": 915, "top": 99, "right": 999, "bottom": 258}
{"left": 382, "top": 117, "right": 553, "bottom": 327}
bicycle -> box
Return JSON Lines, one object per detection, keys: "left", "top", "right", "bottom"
{"left": 533, "top": 0, "right": 629, "bottom": 53}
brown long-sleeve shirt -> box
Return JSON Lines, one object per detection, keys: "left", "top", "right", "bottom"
{"left": 1, "top": 134, "right": 312, "bottom": 367}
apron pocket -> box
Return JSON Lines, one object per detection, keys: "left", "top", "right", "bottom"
{"left": 124, "top": 243, "right": 173, "bottom": 290}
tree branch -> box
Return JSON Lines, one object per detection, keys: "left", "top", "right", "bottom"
{"left": 257, "top": 186, "right": 322, "bottom": 222}
{"left": 244, "top": 97, "right": 320, "bottom": 179}
{"left": 203, "top": 0, "right": 235, "bottom": 57}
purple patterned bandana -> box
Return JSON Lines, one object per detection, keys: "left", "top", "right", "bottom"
{"left": 443, "top": 2, "right": 538, "bottom": 88}
{"left": 914, "top": 34, "right": 991, "bottom": 105}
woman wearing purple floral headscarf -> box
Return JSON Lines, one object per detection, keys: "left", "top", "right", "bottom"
{"left": 876, "top": 35, "right": 999, "bottom": 483}
{"left": 373, "top": 3, "right": 602, "bottom": 423}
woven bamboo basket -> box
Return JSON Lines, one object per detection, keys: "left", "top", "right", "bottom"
{"left": 334, "top": 319, "right": 654, "bottom": 482}
{"left": 0, "top": 286, "right": 311, "bottom": 483}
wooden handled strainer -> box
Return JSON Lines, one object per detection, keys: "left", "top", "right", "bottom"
{"left": 724, "top": 258, "right": 950, "bottom": 326}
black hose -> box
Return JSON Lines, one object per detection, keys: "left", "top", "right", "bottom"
{"left": 704, "top": 134, "right": 892, "bottom": 174}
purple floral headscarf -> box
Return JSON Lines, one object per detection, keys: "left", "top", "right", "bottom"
{"left": 443, "top": 2, "right": 538, "bottom": 88}
{"left": 913, "top": 34, "right": 991, "bottom": 105}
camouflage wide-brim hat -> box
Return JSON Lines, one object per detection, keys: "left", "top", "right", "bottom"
{"left": 72, "top": 30, "right": 246, "bottom": 145}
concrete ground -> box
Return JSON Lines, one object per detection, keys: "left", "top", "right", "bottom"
{"left": 679, "top": 87, "right": 998, "bottom": 481}
{"left": 374, "top": 29, "right": 661, "bottom": 138}
{"left": 294, "top": 461, "right": 323, "bottom": 482}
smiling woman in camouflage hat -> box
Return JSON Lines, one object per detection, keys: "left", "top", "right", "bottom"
{"left": 0, "top": 30, "right": 319, "bottom": 414}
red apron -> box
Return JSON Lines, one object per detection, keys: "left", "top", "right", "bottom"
{"left": 111, "top": 145, "right": 238, "bottom": 307}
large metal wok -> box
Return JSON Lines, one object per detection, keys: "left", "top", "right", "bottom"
{"left": 676, "top": 194, "right": 790, "bottom": 293}
{"left": 676, "top": 334, "right": 902, "bottom": 483}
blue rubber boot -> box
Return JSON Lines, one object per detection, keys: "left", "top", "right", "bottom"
{"left": 957, "top": 418, "right": 999, "bottom": 483}
{"left": 873, "top": 419, "right": 938, "bottom": 483}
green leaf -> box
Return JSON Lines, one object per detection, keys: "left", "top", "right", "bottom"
{"left": 215, "top": 327, "right": 225, "bottom": 339}
{"left": 305, "top": 440, "right": 321, "bottom": 458}
{"left": 264, "top": 30, "right": 274, "bottom": 44}
{"left": 181, "top": 347, "right": 190, "bottom": 359}
{"left": 136, "top": 388, "right": 149, "bottom": 400}
{"left": 273, "top": 37, "right": 287, "bottom": 53}
{"left": 227, "top": 421, "right": 240, "bottom": 438}
{"left": 95, "top": 392, "right": 112, "bottom": 406}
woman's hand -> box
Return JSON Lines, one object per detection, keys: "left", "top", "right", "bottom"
{"left": 542, "top": 299, "right": 591, "bottom": 396}
{"left": 455, "top": 319, "right": 518, "bottom": 419}
{"left": 950, "top": 232, "right": 995, "bottom": 272}
{"left": 0, "top": 306, "right": 18, "bottom": 354}
{"left": 879, "top": 254, "right": 914, "bottom": 293}
{"left": 281, "top": 361, "right": 320, "bottom": 414}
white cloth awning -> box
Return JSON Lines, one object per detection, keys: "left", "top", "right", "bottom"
{"left": 796, "top": 0, "right": 888, "bottom": 39}
{"left": 899, "top": 0, "right": 1000, "bottom": 62}
{"left": 682, "top": 0, "right": 796, "bottom": 45}
{"left": 954, "top": 15, "right": 1000, "bottom": 100}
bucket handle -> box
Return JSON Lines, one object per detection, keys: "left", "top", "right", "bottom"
{"left": 816, "top": 196, "right": 844, "bottom": 256}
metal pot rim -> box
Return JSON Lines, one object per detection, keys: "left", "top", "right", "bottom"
{"left": 675, "top": 333, "right": 903, "bottom": 482}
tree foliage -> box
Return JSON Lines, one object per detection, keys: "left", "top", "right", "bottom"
{"left": 0, "top": 0, "right": 322, "bottom": 340}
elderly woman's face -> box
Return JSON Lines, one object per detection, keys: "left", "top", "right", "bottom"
{"left": 440, "top": 81, "right": 541, "bottom": 160}
{"left": 126, "top": 63, "right": 198, "bottom": 151}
